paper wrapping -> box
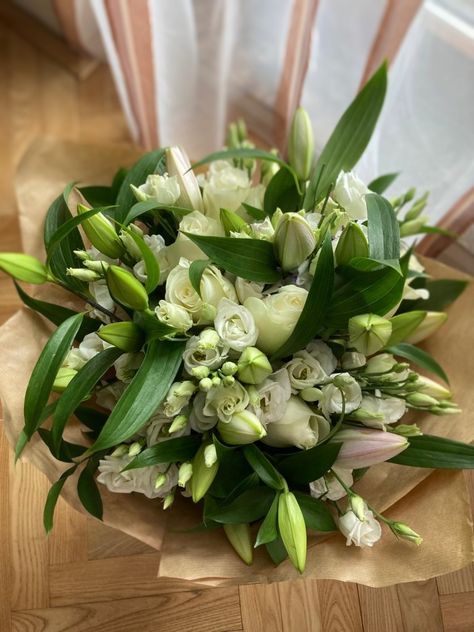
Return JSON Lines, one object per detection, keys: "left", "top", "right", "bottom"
{"left": 1, "top": 138, "right": 472, "bottom": 587}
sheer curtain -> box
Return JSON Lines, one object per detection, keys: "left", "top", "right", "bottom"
{"left": 12, "top": 0, "right": 474, "bottom": 226}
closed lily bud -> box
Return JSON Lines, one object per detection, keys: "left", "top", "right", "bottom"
{"left": 333, "top": 428, "right": 408, "bottom": 469}
{"left": 52, "top": 367, "right": 77, "bottom": 392}
{"left": 217, "top": 410, "right": 266, "bottom": 445}
{"left": 278, "top": 492, "right": 307, "bottom": 573}
{"left": 166, "top": 146, "right": 204, "bottom": 211}
{"left": 178, "top": 462, "right": 193, "bottom": 487}
{"left": 274, "top": 212, "right": 316, "bottom": 271}
{"left": 106, "top": 265, "right": 149, "bottom": 311}
{"left": 349, "top": 313, "right": 392, "bottom": 355}
{"left": 390, "top": 521, "right": 423, "bottom": 545}
{"left": 191, "top": 442, "right": 219, "bottom": 502}
{"left": 67, "top": 267, "right": 101, "bottom": 282}
{"left": 414, "top": 375, "right": 451, "bottom": 400}
{"left": 98, "top": 322, "right": 144, "bottom": 352}
{"left": 220, "top": 208, "right": 248, "bottom": 235}
{"left": 335, "top": 222, "right": 369, "bottom": 267}
{"left": 399, "top": 216, "right": 428, "bottom": 237}
{"left": 77, "top": 204, "right": 124, "bottom": 259}
{"left": 288, "top": 107, "right": 314, "bottom": 180}
{"left": 237, "top": 347, "right": 272, "bottom": 384}
{"left": 0, "top": 252, "right": 48, "bottom": 284}
{"left": 405, "top": 311, "right": 447, "bottom": 344}
{"left": 223, "top": 524, "right": 253, "bottom": 565}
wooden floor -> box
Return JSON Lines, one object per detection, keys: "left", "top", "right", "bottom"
{"left": 0, "top": 15, "right": 473, "bottom": 632}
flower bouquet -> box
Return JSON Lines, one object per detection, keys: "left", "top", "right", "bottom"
{"left": 1, "top": 63, "right": 473, "bottom": 576}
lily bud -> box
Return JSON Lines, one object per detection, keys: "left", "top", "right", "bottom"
{"left": 274, "top": 212, "right": 316, "bottom": 271}
{"left": 349, "top": 313, "right": 392, "bottom": 355}
{"left": 406, "top": 393, "right": 439, "bottom": 408}
{"left": 405, "top": 311, "right": 447, "bottom": 344}
{"left": 399, "top": 216, "right": 428, "bottom": 237}
{"left": 288, "top": 107, "right": 314, "bottom": 180}
{"left": 237, "top": 347, "right": 272, "bottom": 384}
{"left": 0, "top": 253, "right": 48, "bottom": 284}
{"left": 278, "top": 492, "right": 307, "bottom": 573}
{"left": 223, "top": 524, "right": 253, "bottom": 565}
{"left": 217, "top": 410, "right": 266, "bottom": 445}
{"left": 67, "top": 268, "right": 100, "bottom": 282}
{"left": 77, "top": 204, "right": 124, "bottom": 259}
{"left": 52, "top": 367, "right": 77, "bottom": 392}
{"left": 333, "top": 428, "right": 408, "bottom": 469}
{"left": 190, "top": 441, "right": 219, "bottom": 502}
{"left": 166, "top": 146, "right": 204, "bottom": 211}
{"left": 178, "top": 462, "right": 193, "bottom": 487}
{"left": 390, "top": 521, "right": 423, "bottom": 545}
{"left": 414, "top": 375, "right": 451, "bottom": 400}
{"left": 98, "top": 322, "right": 144, "bottom": 352}
{"left": 119, "top": 226, "right": 144, "bottom": 261}
{"left": 106, "top": 265, "right": 149, "bottom": 311}
{"left": 335, "top": 222, "right": 369, "bottom": 267}
{"left": 220, "top": 208, "right": 248, "bottom": 235}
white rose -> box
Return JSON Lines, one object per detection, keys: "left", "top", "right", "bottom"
{"left": 333, "top": 171, "right": 369, "bottom": 220}
{"left": 201, "top": 160, "right": 253, "bottom": 220}
{"left": 310, "top": 466, "right": 354, "bottom": 501}
{"left": 155, "top": 300, "right": 193, "bottom": 332}
{"left": 235, "top": 277, "right": 264, "bottom": 303}
{"left": 133, "top": 173, "right": 180, "bottom": 206}
{"left": 250, "top": 217, "right": 275, "bottom": 241}
{"left": 285, "top": 350, "right": 330, "bottom": 391}
{"left": 189, "top": 392, "right": 218, "bottom": 432}
{"left": 355, "top": 395, "right": 406, "bottom": 429}
{"left": 114, "top": 352, "right": 144, "bottom": 383}
{"left": 305, "top": 341, "right": 337, "bottom": 376}
{"left": 252, "top": 368, "right": 292, "bottom": 424}
{"left": 244, "top": 285, "right": 308, "bottom": 355}
{"left": 214, "top": 298, "right": 258, "bottom": 352}
{"left": 133, "top": 234, "right": 171, "bottom": 285}
{"left": 183, "top": 331, "right": 229, "bottom": 373}
{"left": 263, "top": 396, "right": 330, "bottom": 449}
{"left": 166, "top": 211, "right": 224, "bottom": 268}
{"left": 203, "top": 381, "right": 250, "bottom": 423}
{"left": 320, "top": 373, "right": 362, "bottom": 417}
{"left": 338, "top": 503, "right": 382, "bottom": 548}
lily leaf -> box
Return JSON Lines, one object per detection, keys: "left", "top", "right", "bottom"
{"left": 387, "top": 342, "right": 448, "bottom": 383}
{"left": 368, "top": 172, "right": 399, "bottom": 194}
{"left": 389, "top": 434, "right": 474, "bottom": 468}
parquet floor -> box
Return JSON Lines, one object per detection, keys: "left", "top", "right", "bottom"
{"left": 0, "top": 13, "right": 473, "bottom": 632}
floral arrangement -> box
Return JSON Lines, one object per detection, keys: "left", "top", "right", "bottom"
{"left": 2, "top": 63, "right": 472, "bottom": 573}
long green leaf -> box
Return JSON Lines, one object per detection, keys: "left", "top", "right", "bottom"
{"left": 85, "top": 339, "right": 185, "bottom": 455}
{"left": 38, "top": 428, "right": 86, "bottom": 463}
{"left": 116, "top": 149, "right": 166, "bottom": 224}
{"left": 183, "top": 234, "right": 281, "bottom": 283}
{"left": 21, "top": 313, "right": 84, "bottom": 450}
{"left": 387, "top": 311, "right": 427, "bottom": 346}
{"left": 277, "top": 442, "right": 341, "bottom": 485}
{"left": 265, "top": 535, "right": 288, "bottom": 565}
{"left": 43, "top": 465, "right": 77, "bottom": 533}
{"left": 263, "top": 168, "right": 299, "bottom": 215}
{"left": 243, "top": 445, "right": 286, "bottom": 491}
{"left": 389, "top": 434, "right": 474, "bottom": 468}
{"left": 123, "top": 200, "right": 191, "bottom": 226}
{"left": 366, "top": 193, "right": 400, "bottom": 268}
{"left": 303, "top": 62, "right": 387, "bottom": 208}
{"left": 206, "top": 487, "right": 275, "bottom": 524}
{"left": 272, "top": 234, "right": 334, "bottom": 359}
{"left": 124, "top": 435, "right": 202, "bottom": 470}
{"left": 133, "top": 310, "right": 176, "bottom": 341}
{"left": 52, "top": 347, "right": 123, "bottom": 454}
{"left": 188, "top": 259, "right": 211, "bottom": 296}
{"left": 368, "top": 172, "right": 399, "bottom": 194}
{"left": 77, "top": 459, "right": 103, "bottom": 519}
{"left": 408, "top": 279, "right": 469, "bottom": 312}
{"left": 122, "top": 227, "right": 160, "bottom": 293}
{"left": 293, "top": 492, "right": 337, "bottom": 531}
{"left": 387, "top": 342, "right": 448, "bottom": 383}
{"left": 15, "top": 282, "right": 99, "bottom": 341}
{"left": 78, "top": 185, "right": 115, "bottom": 207}
{"left": 255, "top": 493, "right": 280, "bottom": 547}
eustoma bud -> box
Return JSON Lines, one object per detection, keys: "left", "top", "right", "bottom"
{"left": 220, "top": 208, "right": 247, "bottom": 235}
{"left": 405, "top": 311, "right": 447, "bottom": 344}
{"left": 349, "top": 313, "right": 392, "bottom": 355}
{"left": 414, "top": 375, "right": 451, "bottom": 400}
{"left": 106, "top": 265, "right": 149, "bottom": 311}
{"left": 288, "top": 107, "right": 314, "bottom": 180}
{"left": 274, "top": 212, "right": 316, "bottom": 271}
{"left": 217, "top": 410, "right": 266, "bottom": 445}
{"left": 237, "top": 347, "right": 272, "bottom": 384}
{"left": 0, "top": 253, "right": 48, "bottom": 284}
{"left": 223, "top": 524, "right": 253, "bottom": 565}
{"left": 77, "top": 204, "right": 124, "bottom": 259}
{"left": 166, "top": 146, "right": 204, "bottom": 211}
{"left": 98, "top": 322, "right": 144, "bottom": 352}
{"left": 335, "top": 222, "right": 369, "bottom": 267}
{"left": 333, "top": 428, "right": 408, "bottom": 469}
{"left": 390, "top": 521, "right": 423, "bottom": 545}
{"left": 278, "top": 492, "right": 307, "bottom": 573}
{"left": 190, "top": 441, "right": 219, "bottom": 502}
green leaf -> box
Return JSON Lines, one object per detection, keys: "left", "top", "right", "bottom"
{"left": 265, "top": 535, "right": 288, "bottom": 565}
{"left": 209, "top": 439, "right": 253, "bottom": 499}
{"left": 44, "top": 184, "right": 86, "bottom": 293}
{"left": 133, "top": 310, "right": 176, "bottom": 341}
{"left": 366, "top": 193, "right": 400, "bottom": 269}
{"left": 78, "top": 185, "right": 115, "bottom": 207}
{"left": 387, "top": 311, "right": 427, "bottom": 346}
{"left": 389, "top": 434, "right": 474, "bottom": 468}
{"left": 14, "top": 282, "right": 99, "bottom": 341}
{"left": 52, "top": 347, "right": 123, "bottom": 454}
{"left": 255, "top": 493, "right": 280, "bottom": 546}
{"left": 408, "top": 279, "right": 469, "bottom": 312}
{"left": 122, "top": 227, "right": 160, "bottom": 293}
{"left": 38, "top": 428, "right": 86, "bottom": 463}
{"left": 85, "top": 339, "right": 185, "bottom": 455}
{"left": 115, "top": 149, "right": 166, "bottom": 224}
{"left": 43, "top": 465, "right": 77, "bottom": 533}
{"left": 368, "top": 172, "right": 399, "bottom": 194}
{"left": 220, "top": 208, "right": 247, "bottom": 235}
{"left": 183, "top": 234, "right": 281, "bottom": 283}
{"left": 303, "top": 62, "right": 387, "bottom": 208}
{"left": 206, "top": 486, "right": 275, "bottom": 524}
{"left": 124, "top": 435, "right": 202, "bottom": 470}
{"left": 293, "top": 492, "right": 336, "bottom": 531}
{"left": 21, "top": 313, "right": 84, "bottom": 450}
{"left": 243, "top": 445, "right": 286, "bottom": 491}
{"left": 277, "top": 442, "right": 342, "bottom": 485}
{"left": 242, "top": 203, "right": 266, "bottom": 221}
{"left": 77, "top": 459, "right": 103, "bottom": 519}
{"left": 412, "top": 226, "right": 457, "bottom": 238}
{"left": 263, "top": 168, "right": 299, "bottom": 215}
{"left": 123, "top": 199, "right": 191, "bottom": 226}
{"left": 272, "top": 234, "right": 334, "bottom": 358}
{"left": 74, "top": 406, "right": 108, "bottom": 434}
{"left": 387, "top": 342, "right": 448, "bottom": 383}
{"left": 189, "top": 259, "right": 211, "bottom": 296}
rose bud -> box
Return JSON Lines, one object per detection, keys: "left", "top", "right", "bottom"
{"left": 98, "top": 322, "right": 144, "bottom": 352}
{"left": 405, "top": 311, "right": 447, "bottom": 344}
{"left": 190, "top": 441, "right": 219, "bottom": 502}
{"left": 335, "top": 222, "right": 369, "bottom": 267}
{"left": 0, "top": 253, "right": 49, "bottom": 284}
{"left": 349, "top": 313, "right": 392, "bottom": 355}
{"left": 274, "top": 212, "right": 316, "bottom": 271}
{"left": 333, "top": 428, "right": 408, "bottom": 469}
{"left": 106, "top": 265, "right": 149, "bottom": 311}
{"left": 130, "top": 173, "right": 180, "bottom": 206}
{"left": 166, "top": 146, "right": 204, "bottom": 211}
{"left": 288, "top": 107, "right": 314, "bottom": 181}
{"left": 237, "top": 347, "right": 272, "bottom": 385}
{"left": 77, "top": 204, "right": 124, "bottom": 259}
{"left": 262, "top": 396, "right": 329, "bottom": 450}
{"left": 217, "top": 410, "right": 266, "bottom": 445}
{"left": 278, "top": 491, "right": 307, "bottom": 573}
{"left": 223, "top": 524, "right": 253, "bottom": 565}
